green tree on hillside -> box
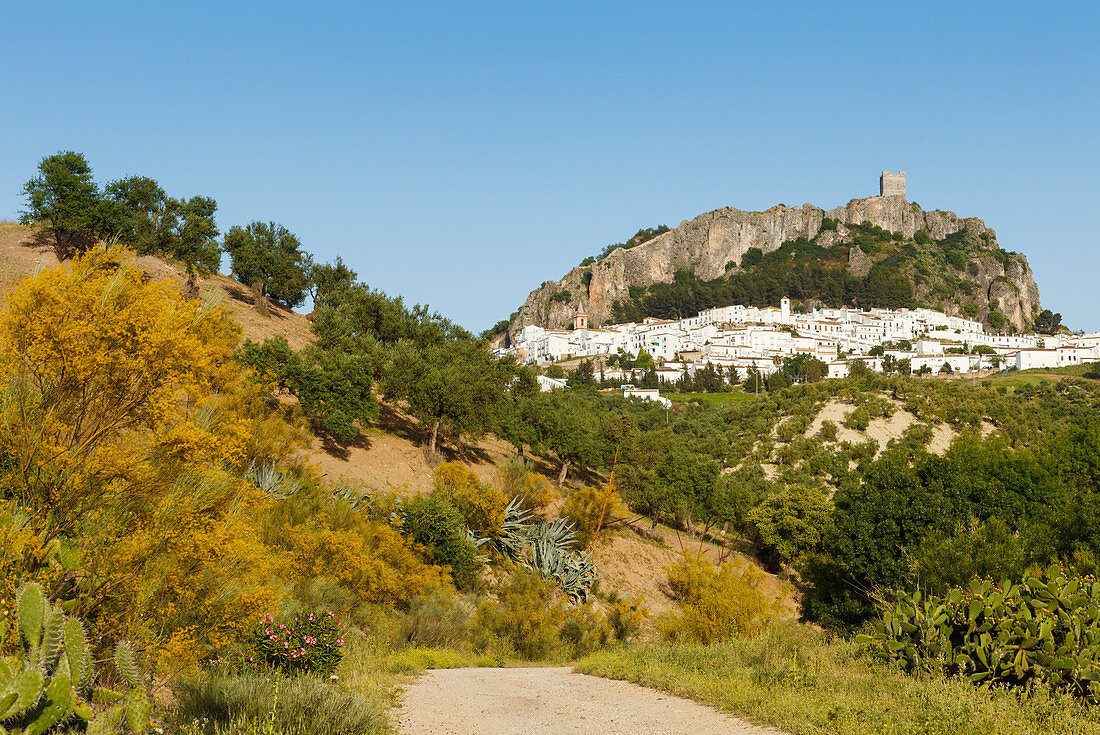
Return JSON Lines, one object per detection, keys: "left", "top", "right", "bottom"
{"left": 1033, "top": 309, "right": 1063, "bottom": 335}
{"left": 382, "top": 339, "right": 517, "bottom": 454}
{"left": 617, "top": 429, "right": 720, "bottom": 530}
{"left": 100, "top": 179, "right": 220, "bottom": 295}
{"left": 20, "top": 151, "right": 104, "bottom": 259}
{"left": 307, "top": 256, "right": 358, "bottom": 305}
{"left": 223, "top": 221, "right": 311, "bottom": 309}
{"left": 748, "top": 485, "right": 831, "bottom": 567}
{"left": 169, "top": 195, "right": 221, "bottom": 295}
{"left": 312, "top": 282, "right": 470, "bottom": 352}
{"left": 101, "top": 175, "right": 173, "bottom": 253}
{"left": 503, "top": 392, "right": 605, "bottom": 486}
{"left": 238, "top": 336, "right": 378, "bottom": 441}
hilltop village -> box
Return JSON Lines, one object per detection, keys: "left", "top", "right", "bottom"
{"left": 502, "top": 298, "right": 1100, "bottom": 389}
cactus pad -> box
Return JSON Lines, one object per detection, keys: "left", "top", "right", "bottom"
{"left": 115, "top": 641, "right": 139, "bottom": 689}
{"left": 87, "top": 703, "right": 123, "bottom": 735}
{"left": 22, "top": 673, "right": 74, "bottom": 735}
{"left": 124, "top": 685, "right": 151, "bottom": 733}
{"left": 16, "top": 584, "right": 47, "bottom": 651}
{"left": 62, "top": 619, "right": 89, "bottom": 691}
{"left": 0, "top": 668, "right": 45, "bottom": 721}
{"left": 39, "top": 610, "right": 65, "bottom": 673}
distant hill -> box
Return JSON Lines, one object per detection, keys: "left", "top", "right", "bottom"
{"left": 506, "top": 190, "right": 1042, "bottom": 340}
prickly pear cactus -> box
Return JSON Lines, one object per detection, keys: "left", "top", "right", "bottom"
{"left": 0, "top": 583, "right": 152, "bottom": 734}
{"left": 858, "top": 565, "right": 1100, "bottom": 702}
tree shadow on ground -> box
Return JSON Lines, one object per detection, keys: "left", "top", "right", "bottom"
{"left": 20, "top": 227, "right": 100, "bottom": 260}
{"left": 222, "top": 281, "right": 295, "bottom": 322}
{"left": 316, "top": 427, "right": 371, "bottom": 461}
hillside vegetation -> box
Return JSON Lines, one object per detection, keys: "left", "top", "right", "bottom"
{"left": 5, "top": 152, "right": 1100, "bottom": 733}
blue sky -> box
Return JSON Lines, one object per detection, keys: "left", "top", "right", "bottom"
{"left": 1, "top": 1, "right": 1097, "bottom": 331}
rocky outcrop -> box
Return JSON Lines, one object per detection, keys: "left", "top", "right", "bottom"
{"left": 508, "top": 195, "right": 1041, "bottom": 336}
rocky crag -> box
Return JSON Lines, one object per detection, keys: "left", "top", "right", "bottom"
{"left": 507, "top": 194, "right": 1041, "bottom": 339}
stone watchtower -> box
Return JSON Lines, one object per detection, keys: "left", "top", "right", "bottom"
{"left": 880, "top": 170, "right": 906, "bottom": 198}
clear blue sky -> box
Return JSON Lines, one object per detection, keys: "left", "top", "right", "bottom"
{"left": 1, "top": 1, "right": 1097, "bottom": 331}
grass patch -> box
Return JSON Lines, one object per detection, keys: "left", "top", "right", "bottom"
{"left": 987, "top": 364, "right": 1095, "bottom": 391}
{"left": 383, "top": 647, "right": 493, "bottom": 673}
{"left": 171, "top": 635, "right": 487, "bottom": 734}
{"left": 575, "top": 623, "right": 1100, "bottom": 734}
{"left": 667, "top": 391, "right": 757, "bottom": 407}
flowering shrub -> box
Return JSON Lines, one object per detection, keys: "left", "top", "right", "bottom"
{"left": 433, "top": 462, "right": 507, "bottom": 538}
{"left": 246, "top": 611, "right": 346, "bottom": 674}
{"left": 661, "top": 553, "right": 771, "bottom": 643}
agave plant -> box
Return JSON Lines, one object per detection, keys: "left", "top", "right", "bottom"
{"left": 494, "top": 497, "right": 598, "bottom": 602}
{"left": 245, "top": 463, "right": 301, "bottom": 498}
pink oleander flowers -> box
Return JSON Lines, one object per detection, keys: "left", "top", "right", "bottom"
{"left": 246, "top": 610, "right": 345, "bottom": 675}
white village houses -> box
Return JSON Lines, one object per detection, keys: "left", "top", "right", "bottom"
{"left": 502, "top": 300, "right": 1100, "bottom": 385}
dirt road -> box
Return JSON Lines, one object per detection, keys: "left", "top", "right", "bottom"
{"left": 398, "top": 666, "right": 784, "bottom": 734}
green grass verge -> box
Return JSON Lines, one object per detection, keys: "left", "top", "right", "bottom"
{"left": 575, "top": 623, "right": 1100, "bottom": 734}
{"left": 987, "top": 364, "right": 1095, "bottom": 391}
{"left": 667, "top": 391, "right": 757, "bottom": 407}
{"left": 383, "top": 646, "right": 496, "bottom": 673}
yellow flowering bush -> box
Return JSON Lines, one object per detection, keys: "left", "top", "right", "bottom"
{"left": 432, "top": 462, "right": 506, "bottom": 538}
{"left": 561, "top": 485, "right": 623, "bottom": 548}
{"left": 661, "top": 554, "right": 771, "bottom": 643}
{"left": 0, "top": 247, "right": 299, "bottom": 668}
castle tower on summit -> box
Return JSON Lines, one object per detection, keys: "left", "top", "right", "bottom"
{"left": 880, "top": 171, "right": 906, "bottom": 198}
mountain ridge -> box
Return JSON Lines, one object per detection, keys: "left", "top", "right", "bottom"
{"left": 506, "top": 193, "right": 1042, "bottom": 339}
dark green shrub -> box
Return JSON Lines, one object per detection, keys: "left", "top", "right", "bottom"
{"left": 740, "top": 247, "right": 763, "bottom": 268}
{"left": 946, "top": 249, "right": 967, "bottom": 271}
{"left": 845, "top": 407, "right": 870, "bottom": 431}
{"left": 402, "top": 494, "right": 482, "bottom": 590}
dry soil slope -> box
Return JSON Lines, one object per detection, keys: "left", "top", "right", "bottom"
{"left": 0, "top": 223, "right": 513, "bottom": 494}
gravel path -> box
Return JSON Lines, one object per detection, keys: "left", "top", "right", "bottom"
{"left": 398, "top": 667, "right": 784, "bottom": 735}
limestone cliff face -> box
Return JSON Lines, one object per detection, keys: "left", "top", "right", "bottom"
{"left": 508, "top": 195, "right": 1041, "bottom": 337}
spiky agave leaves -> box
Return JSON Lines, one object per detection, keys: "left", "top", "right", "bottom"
{"left": 494, "top": 498, "right": 598, "bottom": 602}
{"left": 246, "top": 463, "right": 301, "bottom": 498}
